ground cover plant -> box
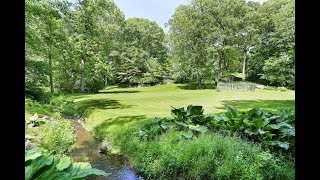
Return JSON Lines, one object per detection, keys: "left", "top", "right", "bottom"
{"left": 112, "top": 126, "right": 295, "bottom": 179}
{"left": 138, "top": 105, "right": 295, "bottom": 152}
{"left": 26, "top": 95, "right": 79, "bottom": 118}
{"left": 25, "top": 147, "right": 110, "bottom": 180}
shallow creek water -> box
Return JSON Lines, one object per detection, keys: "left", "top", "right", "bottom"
{"left": 68, "top": 119, "right": 143, "bottom": 180}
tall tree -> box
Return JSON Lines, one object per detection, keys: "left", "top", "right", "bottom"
{"left": 26, "top": 0, "right": 65, "bottom": 93}
{"left": 236, "top": 1, "right": 260, "bottom": 81}
{"left": 247, "top": 0, "right": 295, "bottom": 88}
{"left": 260, "top": 0, "right": 295, "bottom": 88}
{"left": 168, "top": 4, "right": 211, "bottom": 88}
{"left": 117, "top": 18, "right": 167, "bottom": 86}
{"left": 71, "top": 0, "right": 124, "bottom": 92}
{"left": 168, "top": 0, "right": 248, "bottom": 87}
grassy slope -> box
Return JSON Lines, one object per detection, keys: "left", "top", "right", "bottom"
{"left": 66, "top": 84, "right": 294, "bottom": 138}
{"left": 65, "top": 84, "right": 295, "bottom": 179}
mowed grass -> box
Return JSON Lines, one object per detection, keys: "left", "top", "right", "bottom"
{"left": 66, "top": 84, "right": 294, "bottom": 138}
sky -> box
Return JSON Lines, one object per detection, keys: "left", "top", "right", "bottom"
{"left": 114, "top": 0, "right": 268, "bottom": 32}
{"left": 69, "top": 0, "right": 268, "bottom": 32}
{"left": 113, "top": 0, "right": 191, "bottom": 32}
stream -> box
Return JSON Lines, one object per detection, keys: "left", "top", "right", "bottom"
{"left": 68, "top": 119, "right": 143, "bottom": 180}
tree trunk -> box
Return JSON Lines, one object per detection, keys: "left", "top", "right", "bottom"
{"left": 48, "top": 46, "right": 54, "bottom": 93}
{"left": 197, "top": 75, "right": 202, "bottom": 89}
{"left": 242, "top": 51, "right": 247, "bottom": 81}
{"left": 80, "top": 56, "right": 85, "bottom": 93}
{"left": 48, "top": 21, "right": 54, "bottom": 93}
{"left": 104, "top": 75, "right": 108, "bottom": 87}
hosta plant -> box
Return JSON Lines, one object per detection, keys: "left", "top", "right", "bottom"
{"left": 138, "top": 105, "right": 210, "bottom": 140}
{"left": 25, "top": 147, "right": 110, "bottom": 180}
{"left": 138, "top": 104, "right": 295, "bottom": 152}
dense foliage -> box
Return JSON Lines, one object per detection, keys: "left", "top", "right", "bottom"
{"left": 139, "top": 105, "right": 295, "bottom": 153}
{"left": 84, "top": 103, "right": 295, "bottom": 179}
{"left": 26, "top": 0, "right": 295, "bottom": 98}
{"left": 26, "top": 113, "right": 76, "bottom": 154}
{"left": 114, "top": 18, "right": 168, "bottom": 86}
{"left": 25, "top": 147, "right": 110, "bottom": 180}
{"left": 168, "top": 0, "right": 294, "bottom": 88}
{"left": 112, "top": 126, "right": 294, "bottom": 179}
{"left": 25, "top": 94, "right": 109, "bottom": 179}
{"left": 25, "top": 0, "right": 295, "bottom": 179}
{"left": 26, "top": 96, "right": 79, "bottom": 117}
{"left": 26, "top": 0, "right": 168, "bottom": 97}
{"left": 37, "top": 118, "right": 76, "bottom": 154}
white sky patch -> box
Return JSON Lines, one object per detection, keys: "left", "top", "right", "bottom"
{"left": 67, "top": 0, "right": 269, "bottom": 32}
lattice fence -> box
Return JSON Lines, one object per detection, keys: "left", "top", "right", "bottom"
{"left": 217, "top": 82, "right": 255, "bottom": 91}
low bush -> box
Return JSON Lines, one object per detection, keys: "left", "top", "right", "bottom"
{"left": 25, "top": 99, "right": 54, "bottom": 117}
{"left": 113, "top": 129, "right": 294, "bottom": 179}
{"left": 49, "top": 96, "right": 79, "bottom": 117}
{"left": 37, "top": 119, "right": 76, "bottom": 154}
{"left": 89, "top": 104, "right": 295, "bottom": 179}
{"left": 265, "top": 86, "right": 277, "bottom": 90}
{"left": 277, "top": 86, "right": 288, "bottom": 91}
{"left": 25, "top": 85, "right": 52, "bottom": 103}
{"left": 138, "top": 105, "right": 295, "bottom": 153}
{"left": 25, "top": 96, "right": 79, "bottom": 117}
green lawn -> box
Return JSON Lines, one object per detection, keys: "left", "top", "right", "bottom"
{"left": 67, "top": 84, "right": 294, "bottom": 137}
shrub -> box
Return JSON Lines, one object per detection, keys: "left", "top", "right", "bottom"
{"left": 25, "top": 98, "right": 54, "bottom": 117}
{"left": 265, "top": 86, "right": 277, "bottom": 90}
{"left": 49, "top": 96, "right": 79, "bottom": 116}
{"left": 26, "top": 96, "right": 79, "bottom": 117}
{"left": 37, "top": 119, "right": 76, "bottom": 154}
{"left": 96, "top": 105, "right": 295, "bottom": 179}
{"left": 85, "top": 78, "right": 105, "bottom": 93}
{"left": 138, "top": 105, "right": 295, "bottom": 152}
{"left": 25, "top": 84, "right": 52, "bottom": 103}
{"left": 277, "top": 86, "right": 288, "bottom": 91}
{"left": 114, "top": 129, "right": 294, "bottom": 180}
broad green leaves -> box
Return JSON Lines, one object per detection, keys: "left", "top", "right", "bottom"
{"left": 27, "top": 113, "right": 47, "bottom": 126}
{"left": 25, "top": 153, "right": 54, "bottom": 180}
{"left": 213, "top": 105, "right": 295, "bottom": 150}
{"left": 187, "top": 105, "right": 204, "bottom": 116}
{"left": 277, "top": 142, "right": 290, "bottom": 150}
{"left": 188, "top": 124, "right": 208, "bottom": 133}
{"left": 181, "top": 131, "right": 193, "bottom": 138}
{"left": 25, "top": 148, "right": 43, "bottom": 162}
{"left": 25, "top": 148, "right": 110, "bottom": 180}
{"left": 66, "top": 162, "right": 110, "bottom": 179}
{"left": 139, "top": 105, "right": 208, "bottom": 140}
{"left": 139, "top": 104, "right": 295, "bottom": 152}
{"left": 56, "top": 156, "right": 71, "bottom": 171}
{"left": 171, "top": 107, "right": 187, "bottom": 119}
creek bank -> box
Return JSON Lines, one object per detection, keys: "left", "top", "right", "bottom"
{"left": 69, "top": 118, "right": 143, "bottom": 180}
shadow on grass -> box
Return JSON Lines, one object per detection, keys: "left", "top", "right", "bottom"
{"left": 92, "top": 115, "right": 147, "bottom": 137}
{"left": 177, "top": 83, "right": 216, "bottom": 90}
{"left": 217, "top": 100, "right": 295, "bottom": 112}
{"left": 97, "top": 90, "right": 140, "bottom": 94}
{"left": 76, "top": 99, "right": 134, "bottom": 115}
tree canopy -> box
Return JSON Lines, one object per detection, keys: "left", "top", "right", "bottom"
{"left": 26, "top": 0, "right": 295, "bottom": 100}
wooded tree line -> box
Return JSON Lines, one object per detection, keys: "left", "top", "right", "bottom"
{"left": 168, "top": 0, "right": 294, "bottom": 88}
{"left": 26, "top": 0, "right": 294, "bottom": 99}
